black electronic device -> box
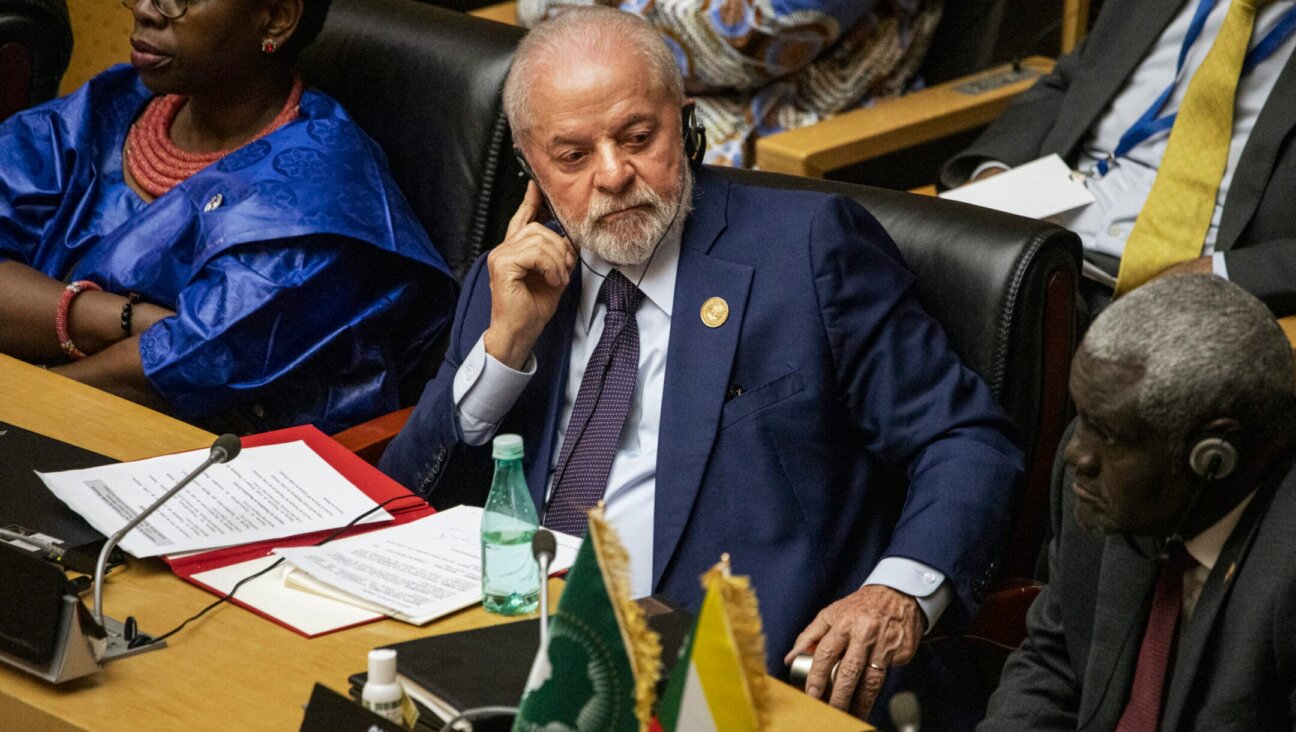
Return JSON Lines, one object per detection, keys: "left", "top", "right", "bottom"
{"left": 0, "top": 541, "right": 106, "bottom": 682}
{"left": 1188, "top": 424, "right": 1241, "bottom": 480}
{"left": 0, "top": 542, "right": 73, "bottom": 666}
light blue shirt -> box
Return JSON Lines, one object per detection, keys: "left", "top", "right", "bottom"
{"left": 453, "top": 219, "right": 952, "bottom": 627}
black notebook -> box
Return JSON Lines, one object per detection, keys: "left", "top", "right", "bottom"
{"left": 348, "top": 595, "right": 693, "bottom": 730}
{"left": 0, "top": 421, "right": 117, "bottom": 554}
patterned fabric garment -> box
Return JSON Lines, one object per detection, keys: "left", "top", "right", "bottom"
{"left": 0, "top": 65, "right": 456, "bottom": 433}
{"left": 519, "top": 0, "right": 943, "bottom": 166}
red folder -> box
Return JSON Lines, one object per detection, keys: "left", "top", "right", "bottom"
{"left": 163, "top": 425, "right": 435, "bottom": 636}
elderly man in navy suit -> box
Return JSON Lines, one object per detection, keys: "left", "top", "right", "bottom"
{"left": 381, "top": 6, "right": 1022, "bottom": 721}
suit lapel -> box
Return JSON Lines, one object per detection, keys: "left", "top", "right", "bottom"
{"left": 1077, "top": 535, "right": 1160, "bottom": 729}
{"left": 1049, "top": 0, "right": 1184, "bottom": 157}
{"left": 526, "top": 275, "right": 581, "bottom": 508}
{"left": 651, "top": 169, "right": 753, "bottom": 587}
{"left": 1216, "top": 53, "right": 1296, "bottom": 251}
{"left": 1160, "top": 480, "right": 1281, "bottom": 729}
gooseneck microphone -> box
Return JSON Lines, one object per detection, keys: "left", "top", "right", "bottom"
{"left": 531, "top": 529, "right": 557, "bottom": 648}
{"left": 889, "top": 691, "right": 921, "bottom": 732}
{"left": 91, "top": 435, "right": 242, "bottom": 637}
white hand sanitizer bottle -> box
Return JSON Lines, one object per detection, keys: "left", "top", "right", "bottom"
{"left": 361, "top": 649, "right": 404, "bottom": 724}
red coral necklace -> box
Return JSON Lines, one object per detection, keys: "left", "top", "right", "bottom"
{"left": 125, "top": 76, "right": 304, "bottom": 199}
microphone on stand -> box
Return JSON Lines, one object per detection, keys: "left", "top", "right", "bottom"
{"left": 91, "top": 434, "right": 241, "bottom": 660}
{"left": 889, "top": 691, "right": 921, "bottom": 732}
{"left": 531, "top": 529, "right": 557, "bottom": 649}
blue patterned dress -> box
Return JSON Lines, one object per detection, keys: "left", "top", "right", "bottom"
{"left": 0, "top": 66, "right": 455, "bottom": 434}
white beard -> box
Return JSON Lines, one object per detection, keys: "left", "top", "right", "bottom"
{"left": 563, "top": 166, "right": 694, "bottom": 266}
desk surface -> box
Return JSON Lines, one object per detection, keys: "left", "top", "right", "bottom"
{"left": 0, "top": 355, "right": 867, "bottom": 731}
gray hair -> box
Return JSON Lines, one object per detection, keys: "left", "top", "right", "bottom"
{"left": 502, "top": 6, "right": 686, "bottom": 144}
{"left": 1083, "top": 275, "right": 1296, "bottom": 449}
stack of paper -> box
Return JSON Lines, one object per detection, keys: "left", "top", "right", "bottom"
{"left": 273, "top": 506, "right": 581, "bottom": 624}
{"left": 35, "top": 425, "right": 582, "bottom": 638}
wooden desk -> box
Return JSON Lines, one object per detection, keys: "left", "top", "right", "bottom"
{"left": 0, "top": 355, "right": 866, "bottom": 731}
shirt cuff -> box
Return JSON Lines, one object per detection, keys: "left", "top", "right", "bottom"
{"left": 863, "top": 557, "right": 953, "bottom": 634}
{"left": 969, "top": 160, "right": 1011, "bottom": 183}
{"left": 453, "top": 335, "right": 536, "bottom": 446}
{"left": 1212, "top": 251, "right": 1229, "bottom": 280}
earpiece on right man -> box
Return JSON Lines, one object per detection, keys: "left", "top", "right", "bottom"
{"left": 1188, "top": 430, "right": 1239, "bottom": 481}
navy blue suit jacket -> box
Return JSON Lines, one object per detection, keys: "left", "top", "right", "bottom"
{"left": 381, "top": 166, "right": 1023, "bottom": 672}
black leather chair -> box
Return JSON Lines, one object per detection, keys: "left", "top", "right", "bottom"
{"left": 0, "top": 0, "right": 71, "bottom": 122}
{"left": 297, "top": 0, "right": 527, "bottom": 281}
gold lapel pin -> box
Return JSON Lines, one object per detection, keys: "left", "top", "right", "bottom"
{"left": 701, "top": 297, "right": 729, "bottom": 328}
{"left": 1223, "top": 561, "right": 1237, "bottom": 585}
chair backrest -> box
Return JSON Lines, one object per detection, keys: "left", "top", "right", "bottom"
{"left": 920, "top": 0, "right": 1008, "bottom": 85}
{"left": 0, "top": 0, "right": 71, "bottom": 122}
{"left": 717, "top": 167, "right": 1080, "bottom": 581}
{"left": 297, "top": 0, "right": 528, "bottom": 280}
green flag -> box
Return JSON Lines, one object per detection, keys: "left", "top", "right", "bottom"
{"left": 513, "top": 507, "right": 661, "bottom": 732}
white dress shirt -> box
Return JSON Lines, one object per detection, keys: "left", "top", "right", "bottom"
{"left": 451, "top": 218, "right": 952, "bottom": 627}
{"left": 979, "top": 0, "right": 1296, "bottom": 281}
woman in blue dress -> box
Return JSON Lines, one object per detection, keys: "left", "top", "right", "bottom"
{"left": 0, "top": 0, "right": 454, "bottom": 434}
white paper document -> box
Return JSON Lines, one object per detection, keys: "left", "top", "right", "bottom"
{"left": 940, "top": 153, "right": 1095, "bottom": 219}
{"left": 273, "top": 505, "right": 581, "bottom": 622}
{"left": 37, "top": 441, "right": 390, "bottom": 558}
{"left": 189, "top": 556, "right": 384, "bottom": 636}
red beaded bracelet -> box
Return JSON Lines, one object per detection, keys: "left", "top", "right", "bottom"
{"left": 56, "top": 280, "right": 102, "bottom": 360}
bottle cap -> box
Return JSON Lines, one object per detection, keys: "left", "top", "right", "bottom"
{"left": 493, "top": 433, "right": 524, "bottom": 460}
{"left": 368, "top": 649, "right": 397, "bottom": 685}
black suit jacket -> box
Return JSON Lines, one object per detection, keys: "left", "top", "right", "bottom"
{"left": 979, "top": 431, "right": 1296, "bottom": 730}
{"left": 941, "top": 0, "right": 1296, "bottom": 316}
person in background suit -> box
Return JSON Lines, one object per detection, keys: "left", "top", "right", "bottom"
{"left": 379, "top": 6, "right": 1022, "bottom": 723}
{"left": 981, "top": 274, "right": 1296, "bottom": 730}
{"left": 942, "top": 0, "right": 1296, "bottom": 317}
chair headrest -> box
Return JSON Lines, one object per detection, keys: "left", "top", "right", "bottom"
{"left": 298, "top": 0, "right": 528, "bottom": 279}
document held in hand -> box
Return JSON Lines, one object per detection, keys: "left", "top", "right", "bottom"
{"left": 36, "top": 441, "right": 391, "bottom": 558}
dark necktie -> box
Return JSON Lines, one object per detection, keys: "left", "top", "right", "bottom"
{"left": 543, "top": 270, "right": 644, "bottom": 536}
{"left": 1116, "top": 544, "right": 1199, "bottom": 732}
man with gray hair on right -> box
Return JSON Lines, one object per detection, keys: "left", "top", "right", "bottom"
{"left": 981, "top": 274, "right": 1296, "bottom": 730}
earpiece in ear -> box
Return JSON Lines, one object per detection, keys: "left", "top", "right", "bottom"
{"left": 513, "top": 148, "right": 536, "bottom": 181}
{"left": 681, "top": 103, "right": 706, "bottom": 163}
{"left": 1188, "top": 436, "right": 1238, "bottom": 481}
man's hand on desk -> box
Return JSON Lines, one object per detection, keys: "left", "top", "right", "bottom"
{"left": 784, "top": 585, "right": 923, "bottom": 719}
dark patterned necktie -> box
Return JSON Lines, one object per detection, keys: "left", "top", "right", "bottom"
{"left": 543, "top": 270, "right": 644, "bottom": 536}
{"left": 1116, "top": 544, "right": 1198, "bottom": 731}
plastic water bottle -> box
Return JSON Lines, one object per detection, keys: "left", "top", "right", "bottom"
{"left": 481, "top": 434, "right": 540, "bottom": 615}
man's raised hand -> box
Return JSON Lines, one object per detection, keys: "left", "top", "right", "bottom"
{"left": 482, "top": 181, "right": 577, "bottom": 370}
